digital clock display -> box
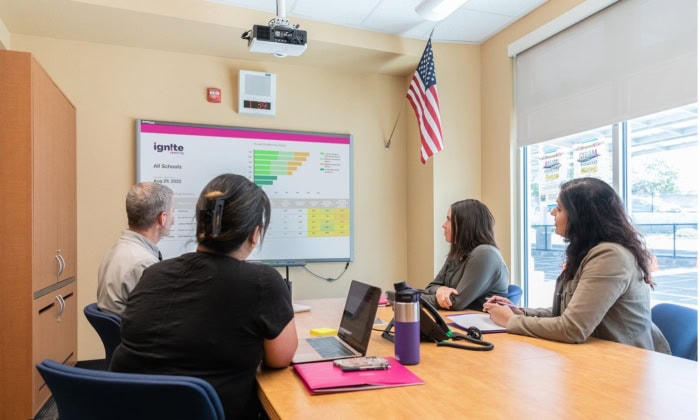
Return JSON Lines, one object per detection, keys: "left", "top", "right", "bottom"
{"left": 243, "top": 100, "right": 272, "bottom": 110}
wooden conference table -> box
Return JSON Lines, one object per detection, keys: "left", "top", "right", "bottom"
{"left": 257, "top": 298, "right": 698, "bottom": 419}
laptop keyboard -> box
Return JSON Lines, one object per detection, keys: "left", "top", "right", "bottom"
{"left": 306, "top": 336, "right": 355, "bottom": 358}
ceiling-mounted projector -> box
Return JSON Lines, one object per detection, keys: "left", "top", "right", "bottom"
{"left": 242, "top": 23, "right": 307, "bottom": 57}
{"left": 240, "top": 0, "right": 307, "bottom": 57}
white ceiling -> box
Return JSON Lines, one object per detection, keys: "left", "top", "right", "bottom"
{"left": 210, "top": 0, "right": 549, "bottom": 44}
{"left": 0, "top": 0, "right": 548, "bottom": 75}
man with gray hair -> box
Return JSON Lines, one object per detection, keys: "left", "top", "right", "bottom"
{"left": 97, "top": 182, "right": 175, "bottom": 315}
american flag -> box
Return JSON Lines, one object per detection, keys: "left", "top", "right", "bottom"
{"left": 406, "top": 39, "right": 443, "bottom": 164}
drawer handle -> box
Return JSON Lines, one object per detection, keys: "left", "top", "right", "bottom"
{"left": 55, "top": 295, "right": 65, "bottom": 322}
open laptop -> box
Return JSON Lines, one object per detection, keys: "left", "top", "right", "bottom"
{"left": 292, "top": 280, "right": 381, "bottom": 364}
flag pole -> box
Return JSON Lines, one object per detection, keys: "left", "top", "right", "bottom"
{"left": 384, "top": 27, "right": 437, "bottom": 150}
{"left": 384, "top": 104, "right": 404, "bottom": 149}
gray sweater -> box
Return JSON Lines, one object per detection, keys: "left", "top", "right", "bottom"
{"left": 424, "top": 244, "right": 509, "bottom": 311}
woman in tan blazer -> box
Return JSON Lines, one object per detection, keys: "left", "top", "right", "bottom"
{"left": 484, "top": 177, "right": 670, "bottom": 353}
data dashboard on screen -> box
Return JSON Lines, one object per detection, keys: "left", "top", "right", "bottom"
{"left": 136, "top": 120, "right": 353, "bottom": 264}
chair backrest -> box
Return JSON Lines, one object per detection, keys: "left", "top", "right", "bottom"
{"left": 506, "top": 284, "right": 523, "bottom": 306}
{"left": 651, "top": 303, "right": 698, "bottom": 361}
{"left": 36, "top": 359, "right": 225, "bottom": 420}
{"left": 83, "top": 303, "right": 122, "bottom": 366}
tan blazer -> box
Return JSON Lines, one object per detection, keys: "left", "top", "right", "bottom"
{"left": 508, "top": 242, "right": 670, "bottom": 353}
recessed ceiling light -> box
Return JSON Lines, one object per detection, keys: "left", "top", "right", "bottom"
{"left": 415, "top": 0, "right": 468, "bottom": 22}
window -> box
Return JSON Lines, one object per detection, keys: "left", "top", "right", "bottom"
{"left": 522, "top": 104, "right": 697, "bottom": 309}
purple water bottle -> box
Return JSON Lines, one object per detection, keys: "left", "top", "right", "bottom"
{"left": 394, "top": 285, "right": 421, "bottom": 365}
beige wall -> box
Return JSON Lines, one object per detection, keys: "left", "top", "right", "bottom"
{"left": 406, "top": 42, "right": 482, "bottom": 286}
{"left": 0, "top": 18, "right": 9, "bottom": 50}
{"left": 481, "top": 0, "right": 586, "bottom": 282}
{"left": 10, "top": 33, "right": 479, "bottom": 360}
{"left": 428, "top": 42, "right": 483, "bottom": 278}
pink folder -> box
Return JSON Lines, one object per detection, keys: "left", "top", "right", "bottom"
{"left": 293, "top": 357, "right": 424, "bottom": 395}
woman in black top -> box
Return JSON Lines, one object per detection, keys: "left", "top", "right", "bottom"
{"left": 111, "top": 174, "right": 298, "bottom": 419}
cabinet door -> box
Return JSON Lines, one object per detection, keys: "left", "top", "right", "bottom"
{"left": 33, "top": 281, "right": 77, "bottom": 414}
{"left": 31, "top": 60, "right": 64, "bottom": 291}
{"left": 55, "top": 83, "right": 77, "bottom": 282}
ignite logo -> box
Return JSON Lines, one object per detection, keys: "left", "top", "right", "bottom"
{"left": 153, "top": 142, "right": 184, "bottom": 154}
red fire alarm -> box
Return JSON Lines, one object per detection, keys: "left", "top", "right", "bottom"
{"left": 207, "top": 87, "right": 221, "bottom": 103}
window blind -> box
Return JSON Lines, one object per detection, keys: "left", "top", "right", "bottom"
{"left": 514, "top": 0, "right": 697, "bottom": 147}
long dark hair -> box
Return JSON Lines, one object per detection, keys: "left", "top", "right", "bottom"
{"left": 558, "top": 177, "right": 653, "bottom": 287}
{"left": 195, "top": 174, "right": 271, "bottom": 254}
{"left": 447, "top": 199, "right": 498, "bottom": 261}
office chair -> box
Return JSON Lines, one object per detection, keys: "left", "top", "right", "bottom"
{"left": 83, "top": 303, "right": 121, "bottom": 367}
{"left": 36, "top": 359, "right": 225, "bottom": 420}
{"left": 651, "top": 303, "right": 698, "bottom": 361}
{"left": 506, "top": 284, "right": 523, "bottom": 306}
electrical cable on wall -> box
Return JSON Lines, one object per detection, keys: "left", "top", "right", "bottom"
{"left": 303, "top": 262, "right": 350, "bottom": 282}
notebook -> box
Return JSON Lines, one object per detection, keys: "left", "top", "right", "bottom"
{"left": 447, "top": 313, "right": 507, "bottom": 333}
{"left": 292, "top": 280, "right": 381, "bottom": 364}
{"left": 293, "top": 356, "right": 424, "bottom": 394}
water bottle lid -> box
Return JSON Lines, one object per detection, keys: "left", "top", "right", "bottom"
{"left": 393, "top": 281, "right": 409, "bottom": 291}
{"left": 395, "top": 288, "right": 421, "bottom": 303}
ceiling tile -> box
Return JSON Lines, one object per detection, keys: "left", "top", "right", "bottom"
{"left": 438, "top": 9, "right": 522, "bottom": 43}
{"left": 291, "top": 0, "right": 381, "bottom": 26}
{"left": 463, "top": 0, "right": 548, "bottom": 17}
{"left": 363, "top": 0, "right": 425, "bottom": 35}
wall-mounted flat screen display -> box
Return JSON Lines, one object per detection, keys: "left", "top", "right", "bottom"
{"left": 136, "top": 120, "right": 353, "bottom": 265}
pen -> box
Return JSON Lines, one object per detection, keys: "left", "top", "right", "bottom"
{"left": 491, "top": 301, "right": 520, "bottom": 314}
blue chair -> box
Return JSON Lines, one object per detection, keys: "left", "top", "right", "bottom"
{"left": 84, "top": 303, "right": 121, "bottom": 367}
{"left": 36, "top": 359, "right": 225, "bottom": 420}
{"left": 506, "top": 284, "right": 523, "bottom": 306}
{"left": 651, "top": 303, "right": 698, "bottom": 361}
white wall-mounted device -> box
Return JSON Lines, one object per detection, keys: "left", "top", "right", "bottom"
{"left": 238, "top": 70, "right": 276, "bottom": 116}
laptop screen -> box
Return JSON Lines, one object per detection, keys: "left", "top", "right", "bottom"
{"left": 337, "top": 280, "right": 381, "bottom": 352}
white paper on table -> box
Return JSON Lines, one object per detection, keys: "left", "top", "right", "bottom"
{"left": 447, "top": 313, "right": 506, "bottom": 333}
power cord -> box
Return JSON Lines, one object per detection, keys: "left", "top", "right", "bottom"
{"left": 303, "top": 262, "right": 350, "bottom": 282}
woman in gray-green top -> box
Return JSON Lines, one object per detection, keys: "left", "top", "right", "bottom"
{"left": 423, "top": 199, "right": 509, "bottom": 311}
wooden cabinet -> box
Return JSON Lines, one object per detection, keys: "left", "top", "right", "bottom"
{"left": 0, "top": 50, "right": 77, "bottom": 419}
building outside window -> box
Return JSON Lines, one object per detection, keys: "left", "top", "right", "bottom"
{"left": 522, "top": 103, "right": 697, "bottom": 309}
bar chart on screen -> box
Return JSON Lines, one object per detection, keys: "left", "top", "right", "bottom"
{"left": 252, "top": 149, "right": 310, "bottom": 187}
